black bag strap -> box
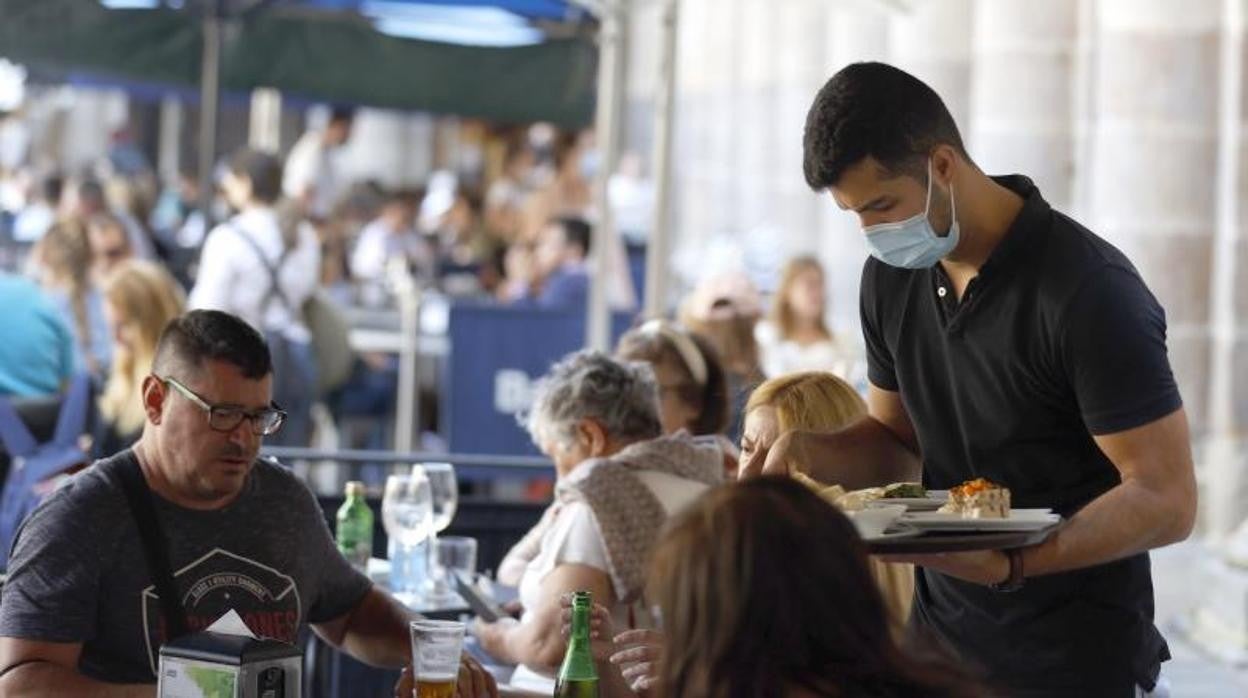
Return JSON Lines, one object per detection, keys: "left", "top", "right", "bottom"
{"left": 228, "top": 221, "right": 296, "bottom": 313}
{"left": 115, "top": 455, "right": 190, "bottom": 641}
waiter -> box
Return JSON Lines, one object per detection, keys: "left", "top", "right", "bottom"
{"left": 742, "top": 62, "right": 1195, "bottom": 698}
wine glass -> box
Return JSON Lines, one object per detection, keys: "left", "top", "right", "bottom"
{"left": 425, "top": 463, "right": 459, "bottom": 534}
{"left": 382, "top": 467, "right": 433, "bottom": 603}
{"left": 422, "top": 463, "right": 460, "bottom": 602}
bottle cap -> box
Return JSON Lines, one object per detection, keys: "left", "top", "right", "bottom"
{"left": 345, "top": 481, "right": 366, "bottom": 497}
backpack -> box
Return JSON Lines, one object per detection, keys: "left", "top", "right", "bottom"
{"left": 231, "top": 224, "right": 353, "bottom": 397}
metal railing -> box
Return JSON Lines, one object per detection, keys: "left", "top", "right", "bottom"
{"left": 261, "top": 446, "right": 551, "bottom": 470}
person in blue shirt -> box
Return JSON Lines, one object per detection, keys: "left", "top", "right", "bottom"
{"left": 0, "top": 271, "right": 77, "bottom": 397}
{"left": 532, "top": 216, "right": 591, "bottom": 308}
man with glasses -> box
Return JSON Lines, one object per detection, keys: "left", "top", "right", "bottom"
{"left": 0, "top": 310, "right": 496, "bottom": 697}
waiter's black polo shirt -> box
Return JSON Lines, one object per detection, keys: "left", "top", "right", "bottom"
{"left": 860, "top": 175, "right": 1181, "bottom": 697}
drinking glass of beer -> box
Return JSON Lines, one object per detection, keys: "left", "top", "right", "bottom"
{"left": 409, "top": 619, "right": 465, "bottom": 698}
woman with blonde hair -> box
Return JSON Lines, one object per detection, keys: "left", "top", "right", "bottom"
{"left": 31, "top": 218, "right": 111, "bottom": 378}
{"left": 94, "top": 260, "right": 186, "bottom": 457}
{"left": 740, "top": 371, "right": 914, "bottom": 626}
{"left": 756, "top": 256, "right": 858, "bottom": 380}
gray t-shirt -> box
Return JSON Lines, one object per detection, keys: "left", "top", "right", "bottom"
{"left": 0, "top": 449, "right": 372, "bottom": 684}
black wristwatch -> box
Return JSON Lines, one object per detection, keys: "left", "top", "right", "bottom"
{"left": 989, "top": 548, "right": 1026, "bottom": 593}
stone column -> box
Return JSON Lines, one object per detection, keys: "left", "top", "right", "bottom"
{"left": 247, "top": 88, "right": 282, "bottom": 154}
{"left": 1202, "top": 0, "right": 1248, "bottom": 542}
{"left": 1086, "top": 0, "right": 1220, "bottom": 444}
{"left": 889, "top": 0, "right": 976, "bottom": 131}
{"left": 814, "top": 4, "right": 892, "bottom": 337}
{"left": 969, "top": 0, "right": 1079, "bottom": 210}
{"left": 336, "top": 109, "right": 434, "bottom": 189}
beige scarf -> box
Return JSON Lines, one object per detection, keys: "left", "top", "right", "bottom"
{"left": 555, "top": 433, "right": 724, "bottom": 602}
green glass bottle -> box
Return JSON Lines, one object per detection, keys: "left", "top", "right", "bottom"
{"left": 336, "top": 481, "right": 373, "bottom": 571}
{"left": 554, "top": 591, "right": 599, "bottom": 698}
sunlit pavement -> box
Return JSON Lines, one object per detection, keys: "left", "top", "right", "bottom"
{"left": 1152, "top": 542, "right": 1248, "bottom": 696}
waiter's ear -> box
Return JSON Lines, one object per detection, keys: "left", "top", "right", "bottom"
{"left": 141, "top": 375, "right": 167, "bottom": 425}
{"left": 931, "top": 144, "right": 960, "bottom": 187}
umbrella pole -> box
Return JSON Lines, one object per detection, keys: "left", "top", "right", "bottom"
{"left": 644, "top": 0, "right": 679, "bottom": 319}
{"left": 197, "top": 0, "right": 224, "bottom": 229}
{"left": 587, "top": 0, "right": 626, "bottom": 350}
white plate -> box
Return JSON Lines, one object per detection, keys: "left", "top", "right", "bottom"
{"left": 901, "top": 508, "right": 1060, "bottom": 532}
{"left": 877, "top": 490, "right": 949, "bottom": 511}
{"left": 862, "top": 523, "right": 923, "bottom": 542}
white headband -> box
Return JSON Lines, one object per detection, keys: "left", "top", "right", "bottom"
{"left": 638, "top": 319, "right": 709, "bottom": 387}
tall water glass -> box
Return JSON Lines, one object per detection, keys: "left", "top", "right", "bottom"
{"left": 382, "top": 467, "right": 433, "bottom": 602}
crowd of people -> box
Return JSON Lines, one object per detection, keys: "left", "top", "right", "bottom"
{"left": 0, "top": 102, "right": 867, "bottom": 461}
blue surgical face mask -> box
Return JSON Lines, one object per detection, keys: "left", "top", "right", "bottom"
{"left": 862, "top": 160, "right": 960, "bottom": 269}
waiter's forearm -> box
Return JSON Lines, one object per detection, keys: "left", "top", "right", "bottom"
{"left": 1025, "top": 409, "right": 1197, "bottom": 577}
{"left": 803, "top": 417, "right": 922, "bottom": 489}
{"left": 1023, "top": 477, "right": 1195, "bottom": 577}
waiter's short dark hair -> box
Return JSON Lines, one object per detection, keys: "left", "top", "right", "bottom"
{"left": 802, "top": 62, "right": 971, "bottom": 191}
{"left": 153, "top": 310, "right": 272, "bottom": 381}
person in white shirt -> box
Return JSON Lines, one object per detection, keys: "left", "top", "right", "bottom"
{"left": 350, "top": 189, "right": 431, "bottom": 285}
{"left": 283, "top": 106, "right": 354, "bottom": 221}
{"left": 190, "top": 148, "right": 322, "bottom": 446}
{"left": 756, "top": 255, "right": 859, "bottom": 380}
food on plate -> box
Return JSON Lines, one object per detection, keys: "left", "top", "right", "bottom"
{"left": 939, "top": 478, "right": 1010, "bottom": 519}
{"left": 793, "top": 473, "right": 930, "bottom": 513}
{"left": 881, "top": 482, "right": 926, "bottom": 499}
{"left": 792, "top": 471, "right": 851, "bottom": 509}
{"left": 836, "top": 488, "right": 880, "bottom": 512}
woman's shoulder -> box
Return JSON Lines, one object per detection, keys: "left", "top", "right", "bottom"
{"left": 531, "top": 500, "right": 609, "bottom": 572}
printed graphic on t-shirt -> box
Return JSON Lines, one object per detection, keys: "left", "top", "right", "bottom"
{"left": 141, "top": 548, "right": 302, "bottom": 674}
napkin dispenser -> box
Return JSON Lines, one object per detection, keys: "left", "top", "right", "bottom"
{"left": 157, "top": 631, "right": 301, "bottom": 698}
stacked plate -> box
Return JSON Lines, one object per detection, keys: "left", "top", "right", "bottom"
{"left": 900, "top": 508, "right": 1061, "bottom": 532}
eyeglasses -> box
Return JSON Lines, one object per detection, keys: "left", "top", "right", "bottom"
{"left": 161, "top": 376, "right": 286, "bottom": 436}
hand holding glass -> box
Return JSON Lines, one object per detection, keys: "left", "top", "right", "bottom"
{"left": 410, "top": 619, "right": 465, "bottom": 698}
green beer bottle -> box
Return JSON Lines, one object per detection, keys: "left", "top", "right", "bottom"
{"left": 336, "top": 481, "right": 373, "bottom": 571}
{"left": 554, "top": 591, "right": 599, "bottom": 698}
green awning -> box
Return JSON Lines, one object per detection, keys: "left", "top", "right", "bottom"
{"left": 0, "top": 0, "right": 597, "bottom": 126}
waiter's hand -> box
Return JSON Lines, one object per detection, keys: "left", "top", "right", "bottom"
{"left": 739, "top": 430, "right": 810, "bottom": 480}
{"left": 882, "top": 549, "right": 1010, "bottom": 587}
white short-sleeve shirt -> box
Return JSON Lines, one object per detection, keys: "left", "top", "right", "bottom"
{"left": 189, "top": 207, "right": 321, "bottom": 342}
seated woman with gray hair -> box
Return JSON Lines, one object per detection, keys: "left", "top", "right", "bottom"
{"left": 476, "top": 350, "right": 723, "bottom": 690}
